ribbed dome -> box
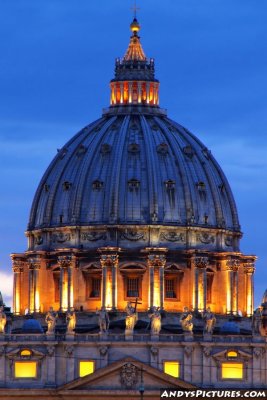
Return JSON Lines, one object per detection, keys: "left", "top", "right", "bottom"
{"left": 27, "top": 18, "right": 241, "bottom": 253}
{"left": 28, "top": 109, "right": 239, "bottom": 232}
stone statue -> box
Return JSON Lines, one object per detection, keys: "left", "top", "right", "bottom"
{"left": 148, "top": 306, "right": 161, "bottom": 335}
{"left": 96, "top": 307, "right": 110, "bottom": 333}
{"left": 66, "top": 310, "right": 76, "bottom": 334}
{"left": 125, "top": 301, "right": 138, "bottom": 332}
{"left": 0, "top": 306, "right": 7, "bottom": 334}
{"left": 202, "top": 307, "right": 216, "bottom": 334}
{"left": 180, "top": 307, "right": 193, "bottom": 333}
{"left": 252, "top": 307, "right": 262, "bottom": 335}
{"left": 45, "top": 307, "right": 58, "bottom": 334}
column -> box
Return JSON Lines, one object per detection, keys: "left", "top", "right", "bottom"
{"left": 110, "top": 83, "right": 114, "bottom": 105}
{"left": 114, "top": 84, "right": 117, "bottom": 105}
{"left": 194, "top": 268, "right": 199, "bottom": 311}
{"left": 28, "top": 257, "right": 41, "bottom": 313}
{"left": 128, "top": 82, "right": 133, "bottom": 104}
{"left": 58, "top": 255, "right": 73, "bottom": 312}
{"left": 153, "top": 83, "right": 157, "bottom": 105}
{"left": 12, "top": 260, "right": 23, "bottom": 315}
{"left": 137, "top": 82, "right": 142, "bottom": 103}
{"left": 120, "top": 82, "right": 123, "bottom": 104}
{"left": 101, "top": 262, "right": 107, "bottom": 308}
{"left": 245, "top": 264, "right": 255, "bottom": 317}
{"left": 147, "top": 250, "right": 167, "bottom": 309}
{"left": 33, "top": 265, "right": 41, "bottom": 312}
{"left": 226, "top": 259, "right": 240, "bottom": 314}
{"left": 112, "top": 261, "right": 118, "bottom": 310}
{"left": 99, "top": 249, "right": 120, "bottom": 310}
{"left": 159, "top": 265, "right": 165, "bottom": 310}
{"left": 149, "top": 261, "right": 154, "bottom": 308}
{"left": 194, "top": 257, "right": 209, "bottom": 312}
{"left": 146, "top": 83, "right": 150, "bottom": 104}
{"left": 68, "top": 265, "right": 74, "bottom": 310}
{"left": 59, "top": 267, "right": 64, "bottom": 311}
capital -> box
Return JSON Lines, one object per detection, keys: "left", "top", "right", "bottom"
{"left": 226, "top": 259, "right": 240, "bottom": 272}
{"left": 244, "top": 263, "right": 255, "bottom": 274}
{"left": 28, "top": 256, "right": 41, "bottom": 270}
{"left": 12, "top": 259, "right": 23, "bottom": 273}
{"left": 194, "top": 257, "right": 209, "bottom": 269}
{"left": 57, "top": 255, "right": 73, "bottom": 268}
{"left": 100, "top": 254, "right": 119, "bottom": 267}
{"left": 147, "top": 254, "right": 166, "bottom": 267}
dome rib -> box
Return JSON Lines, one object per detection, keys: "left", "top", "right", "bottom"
{"left": 72, "top": 117, "right": 116, "bottom": 224}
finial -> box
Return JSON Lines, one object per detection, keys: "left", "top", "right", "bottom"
{"left": 130, "top": 18, "right": 141, "bottom": 34}
{"left": 130, "top": 1, "right": 141, "bottom": 33}
{"left": 131, "top": 0, "right": 140, "bottom": 19}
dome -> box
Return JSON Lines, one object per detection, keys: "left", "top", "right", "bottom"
{"left": 26, "top": 18, "right": 241, "bottom": 253}
{"left": 29, "top": 112, "right": 239, "bottom": 231}
{"left": 21, "top": 319, "right": 44, "bottom": 334}
{"left": 220, "top": 321, "right": 240, "bottom": 334}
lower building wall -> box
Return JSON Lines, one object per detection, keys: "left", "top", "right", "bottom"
{"left": 0, "top": 333, "right": 267, "bottom": 392}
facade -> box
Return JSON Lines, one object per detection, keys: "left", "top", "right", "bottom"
{"left": 1, "top": 16, "right": 267, "bottom": 399}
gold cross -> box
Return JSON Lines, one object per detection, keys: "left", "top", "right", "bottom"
{"left": 131, "top": 0, "right": 140, "bottom": 18}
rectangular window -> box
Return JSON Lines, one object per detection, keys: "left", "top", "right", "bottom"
{"left": 79, "top": 361, "right": 95, "bottom": 378}
{"left": 15, "top": 361, "right": 37, "bottom": 378}
{"left": 90, "top": 277, "right": 101, "bottom": 298}
{"left": 165, "top": 278, "right": 176, "bottom": 299}
{"left": 222, "top": 363, "right": 243, "bottom": 379}
{"left": 164, "top": 361, "right": 179, "bottom": 378}
{"left": 86, "top": 276, "right": 101, "bottom": 299}
{"left": 127, "top": 277, "right": 139, "bottom": 298}
{"left": 207, "top": 274, "right": 213, "bottom": 303}
{"left": 54, "top": 275, "right": 60, "bottom": 302}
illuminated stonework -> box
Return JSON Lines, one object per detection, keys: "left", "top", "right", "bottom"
{"left": 2, "top": 14, "right": 264, "bottom": 398}
{"left": 110, "top": 18, "right": 159, "bottom": 107}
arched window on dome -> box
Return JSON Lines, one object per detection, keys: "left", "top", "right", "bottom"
{"left": 120, "top": 264, "right": 146, "bottom": 300}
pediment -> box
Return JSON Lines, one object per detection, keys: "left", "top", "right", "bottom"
{"left": 212, "top": 349, "right": 252, "bottom": 361}
{"left": 6, "top": 347, "right": 45, "bottom": 360}
{"left": 59, "top": 357, "right": 196, "bottom": 393}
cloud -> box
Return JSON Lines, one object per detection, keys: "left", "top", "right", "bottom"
{"left": 0, "top": 272, "right": 13, "bottom": 306}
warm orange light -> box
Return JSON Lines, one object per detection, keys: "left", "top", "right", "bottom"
{"left": 106, "top": 269, "right": 112, "bottom": 309}
{"left": 227, "top": 351, "right": 238, "bottom": 358}
{"left": 20, "top": 349, "right": 32, "bottom": 357}
{"left": 153, "top": 268, "right": 160, "bottom": 307}
{"left": 15, "top": 362, "right": 37, "bottom": 378}
{"left": 79, "top": 361, "right": 95, "bottom": 377}
{"left": 164, "top": 361, "right": 179, "bottom": 378}
{"left": 222, "top": 363, "right": 243, "bottom": 379}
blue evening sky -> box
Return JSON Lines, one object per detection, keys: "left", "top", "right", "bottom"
{"left": 0, "top": 0, "right": 266, "bottom": 307}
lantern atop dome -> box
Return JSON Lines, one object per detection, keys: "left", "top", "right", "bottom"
{"left": 109, "top": 18, "right": 159, "bottom": 108}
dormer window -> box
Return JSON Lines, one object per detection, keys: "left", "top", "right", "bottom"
{"left": 76, "top": 144, "right": 87, "bottom": 157}
{"left": 92, "top": 180, "right": 104, "bottom": 190}
{"left": 100, "top": 144, "right": 111, "bottom": 154}
{"left": 183, "top": 145, "right": 194, "bottom": 158}
{"left": 157, "top": 143, "right": 168, "bottom": 155}
{"left": 63, "top": 181, "right": 72, "bottom": 191}
{"left": 164, "top": 180, "right": 175, "bottom": 190}
{"left": 197, "top": 181, "right": 206, "bottom": 191}
{"left": 128, "top": 179, "right": 140, "bottom": 190}
{"left": 128, "top": 143, "right": 140, "bottom": 154}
